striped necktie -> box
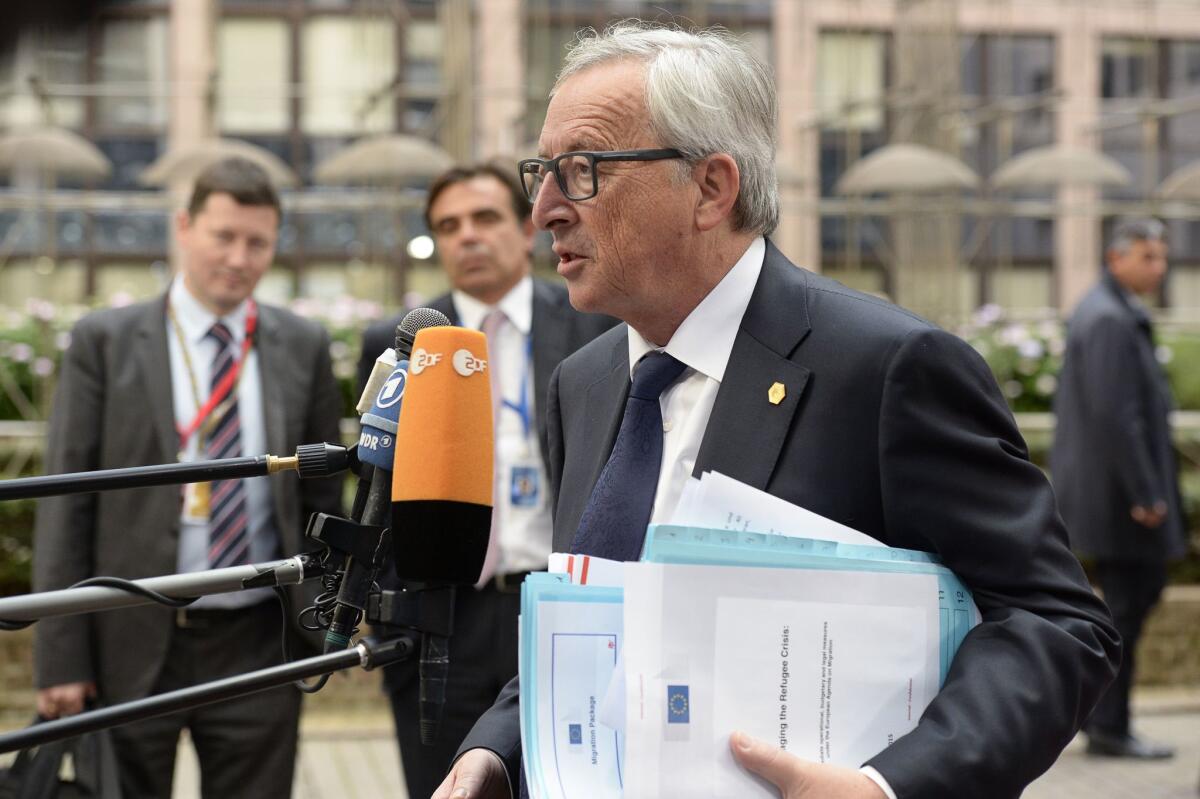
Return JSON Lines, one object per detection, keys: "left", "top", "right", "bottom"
{"left": 205, "top": 321, "right": 251, "bottom": 568}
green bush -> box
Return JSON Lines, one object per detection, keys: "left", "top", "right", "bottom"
{"left": 0, "top": 497, "right": 34, "bottom": 596}
{"left": 957, "top": 305, "right": 1064, "bottom": 413}
{"left": 958, "top": 305, "right": 1200, "bottom": 413}
{"left": 1161, "top": 332, "right": 1200, "bottom": 412}
{"left": 1, "top": 299, "right": 1196, "bottom": 596}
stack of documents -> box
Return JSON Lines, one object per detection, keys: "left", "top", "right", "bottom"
{"left": 520, "top": 474, "right": 980, "bottom": 799}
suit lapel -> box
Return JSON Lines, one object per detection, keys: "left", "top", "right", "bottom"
{"left": 431, "top": 293, "right": 460, "bottom": 326}
{"left": 530, "top": 279, "right": 571, "bottom": 425}
{"left": 581, "top": 334, "right": 631, "bottom": 498}
{"left": 255, "top": 306, "right": 288, "bottom": 458}
{"left": 135, "top": 297, "right": 180, "bottom": 460}
{"left": 254, "top": 306, "right": 290, "bottom": 533}
{"left": 694, "top": 241, "right": 813, "bottom": 491}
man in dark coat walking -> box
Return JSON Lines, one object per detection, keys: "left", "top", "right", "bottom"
{"left": 1052, "top": 217, "right": 1189, "bottom": 759}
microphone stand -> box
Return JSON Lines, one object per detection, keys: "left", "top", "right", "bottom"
{"left": 0, "top": 555, "right": 324, "bottom": 626}
{"left": 0, "top": 443, "right": 355, "bottom": 501}
{"left": 0, "top": 508, "right": 388, "bottom": 630}
{"left": 0, "top": 635, "right": 414, "bottom": 754}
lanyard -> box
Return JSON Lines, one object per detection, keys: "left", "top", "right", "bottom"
{"left": 169, "top": 299, "right": 258, "bottom": 450}
{"left": 498, "top": 337, "right": 533, "bottom": 439}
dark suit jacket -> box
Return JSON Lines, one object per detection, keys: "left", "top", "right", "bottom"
{"left": 32, "top": 295, "right": 344, "bottom": 704}
{"left": 459, "top": 241, "right": 1119, "bottom": 798}
{"left": 357, "top": 277, "right": 617, "bottom": 473}
{"left": 1051, "top": 272, "right": 1188, "bottom": 563}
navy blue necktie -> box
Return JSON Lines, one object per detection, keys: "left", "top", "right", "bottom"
{"left": 570, "top": 350, "right": 688, "bottom": 561}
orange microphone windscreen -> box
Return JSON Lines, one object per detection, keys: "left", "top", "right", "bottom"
{"left": 390, "top": 326, "right": 493, "bottom": 583}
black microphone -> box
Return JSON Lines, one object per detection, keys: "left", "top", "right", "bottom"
{"left": 323, "top": 308, "right": 450, "bottom": 653}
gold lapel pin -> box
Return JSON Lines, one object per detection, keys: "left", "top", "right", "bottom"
{"left": 768, "top": 381, "right": 786, "bottom": 405}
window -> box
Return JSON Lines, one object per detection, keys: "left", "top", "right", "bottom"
{"left": 405, "top": 20, "right": 441, "bottom": 134}
{"left": 218, "top": 18, "right": 290, "bottom": 133}
{"left": 1101, "top": 38, "right": 1157, "bottom": 100}
{"left": 96, "top": 18, "right": 169, "bottom": 129}
{"left": 302, "top": 16, "right": 397, "bottom": 135}
{"left": 818, "top": 32, "right": 886, "bottom": 132}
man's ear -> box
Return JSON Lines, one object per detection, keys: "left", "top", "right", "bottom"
{"left": 693, "top": 153, "right": 741, "bottom": 233}
{"left": 175, "top": 208, "right": 194, "bottom": 241}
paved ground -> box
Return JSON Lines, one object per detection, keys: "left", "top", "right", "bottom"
{"left": 166, "top": 687, "right": 1200, "bottom": 798}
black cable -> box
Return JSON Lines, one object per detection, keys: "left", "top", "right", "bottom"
{"left": 71, "top": 576, "right": 198, "bottom": 608}
{"left": 274, "top": 585, "right": 331, "bottom": 693}
{"left": 1, "top": 575, "right": 199, "bottom": 631}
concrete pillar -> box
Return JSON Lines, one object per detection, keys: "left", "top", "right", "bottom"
{"left": 168, "top": 0, "right": 215, "bottom": 159}
{"left": 773, "top": 0, "right": 820, "bottom": 271}
{"left": 439, "top": 0, "right": 473, "bottom": 162}
{"left": 1054, "top": 8, "right": 1101, "bottom": 314}
{"left": 167, "top": 0, "right": 216, "bottom": 270}
{"left": 476, "top": 0, "right": 524, "bottom": 159}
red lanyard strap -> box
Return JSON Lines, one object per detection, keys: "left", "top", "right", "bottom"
{"left": 176, "top": 301, "right": 258, "bottom": 449}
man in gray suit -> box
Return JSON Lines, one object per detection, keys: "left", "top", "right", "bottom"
{"left": 1052, "top": 218, "right": 1188, "bottom": 760}
{"left": 357, "top": 162, "right": 614, "bottom": 799}
{"left": 33, "top": 157, "right": 343, "bottom": 798}
{"left": 438, "top": 23, "right": 1118, "bottom": 799}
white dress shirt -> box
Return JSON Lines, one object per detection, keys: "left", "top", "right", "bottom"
{"left": 453, "top": 275, "right": 552, "bottom": 575}
{"left": 167, "top": 277, "right": 279, "bottom": 608}
{"left": 625, "top": 237, "right": 897, "bottom": 799}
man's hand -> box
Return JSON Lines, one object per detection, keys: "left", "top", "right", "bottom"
{"left": 431, "top": 748, "right": 509, "bottom": 799}
{"left": 36, "top": 681, "right": 95, "bottom": 719}
{"left": 1131, "top": 501, "right": 1168, "bottom": 528}
{"left": 730, "top": 731, "right": 887, "bottom": 799}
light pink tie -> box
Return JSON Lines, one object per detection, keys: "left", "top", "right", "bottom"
{"left": 475, "top": 309, "right": 506, "bottom": 588}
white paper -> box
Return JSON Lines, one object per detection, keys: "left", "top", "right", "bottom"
{"left": 547, "top": 552, "right": 626, "bottom": 587}
{"left": 528, "top": 599, "right": 624, "bottom": 799}
{"left": 596, "top": 649, "right": 626, "bottom": 733}
{"left": 622, "top": 562, "right": 940, "bottom": 799}
{"left": 668, "top": 471, "right": 881, "bottom": 547}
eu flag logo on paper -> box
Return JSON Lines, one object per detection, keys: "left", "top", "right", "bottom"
{"left": 568, "top": 724, "right": 582, "bottom": 745}
{"left": 667, "top": 685, "right": 690, "bottom": 724}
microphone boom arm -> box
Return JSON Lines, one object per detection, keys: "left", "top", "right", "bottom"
{"left": 0, "top": 443, "right": 356, "bottom": 502}
{"left": 0, "top": 635, "right": 414, "bottom": 755}
{"left": 0, "top": 555, "right": 325, "bottom": 627}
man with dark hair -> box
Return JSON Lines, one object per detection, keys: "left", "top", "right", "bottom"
{"left": 357, "top": 161, "right": 615, "bottom": 799}
{"left": 1052, "top": 217, "right": 1187, "bottom": 760}
{"left": 33, "top": 156, "right": 343, "bottom": 797}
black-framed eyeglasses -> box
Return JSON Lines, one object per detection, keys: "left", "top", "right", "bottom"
{"left": 518, "top": 148, "right": 685, "bottom": 202}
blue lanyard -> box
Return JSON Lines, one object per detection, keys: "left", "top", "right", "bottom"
{"left": 499, "top": 337, "right": 533, "bottom": 439}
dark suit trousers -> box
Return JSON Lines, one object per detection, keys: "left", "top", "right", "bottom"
{"left": 109, "top": 601, "right": 301, "bottom": 799}
{"left": 1088, "top": 559, "right": 1168, "bottom": 736}
{"left": 385, "top": 582, "right": 521, "bottom": 799}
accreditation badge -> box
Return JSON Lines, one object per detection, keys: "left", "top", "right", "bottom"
{"left": 183, "top": 481, "right": 211, "bottom": 523}
{"left": 509, "top": 463, "right": 541, "bottom": 509}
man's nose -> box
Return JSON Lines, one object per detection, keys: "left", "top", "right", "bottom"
{"left": 532, "top": 174, "right": 576, "bottom": 232}
{"left": 227, "top": 239, "right": 251, "bottom": 267}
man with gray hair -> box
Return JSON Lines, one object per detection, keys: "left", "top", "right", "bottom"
{"left": 1052, "top": 218, "right": 1187, "bottom": 760}
{"left": 438, "top": 22, "right": 1117, "bottom": 799}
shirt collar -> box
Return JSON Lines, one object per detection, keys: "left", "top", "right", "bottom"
{"left": 627, "top": 236, "right": 765, "bottom": 382}
{"left": 1102, "top": 269, "right": 1152, "bottom": 321}
{"left": 169, "top": 275, "right": 251, "bottom": 346}
{"left": 453, "top": 275, "right": 534, "bottom": 335}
